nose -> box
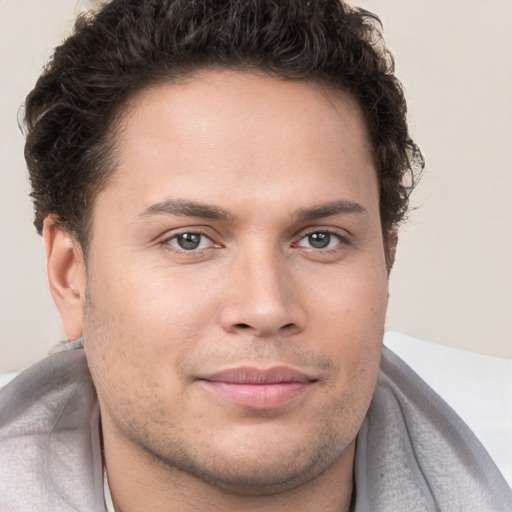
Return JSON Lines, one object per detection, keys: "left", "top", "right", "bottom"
{"left": 218, "top": 248, "right": 306, "bottom": 338}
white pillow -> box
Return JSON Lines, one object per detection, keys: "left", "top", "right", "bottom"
{"left": 0, "top": 372, "right": 19, "bottom": 388}
{"left": 384, "top": 330, "right": 512, "bottom": 487}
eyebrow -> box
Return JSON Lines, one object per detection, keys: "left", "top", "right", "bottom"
{"left": 136, "top": 198, "right": 366, "bottom": 222}
{"left": 295, "top": 200, "right": 367, "bottom": 221}
{"left": 137, "top": 199, "right": 234, "bottom": 221}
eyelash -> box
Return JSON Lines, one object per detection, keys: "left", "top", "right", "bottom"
{"left": 293, "top": 228, "right": 350, "bottom": 251}
{"left": 161, "top": 229, "right": 217, "bottom": 253}
{"left": 160, "top": 227, "right": 350, "bottom": 255}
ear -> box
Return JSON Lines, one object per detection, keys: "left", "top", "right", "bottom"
{"left": 385, "top": 227, "right": 399, "bottom": 273}
{"left": 43, "top": 217, "right": 87, "bottom": 340}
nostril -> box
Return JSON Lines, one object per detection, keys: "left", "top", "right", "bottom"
{"left": 234, "top": 322, "right": 297, "bottom": 332}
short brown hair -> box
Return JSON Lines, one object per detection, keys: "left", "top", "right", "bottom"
{"left": 24, "top": 0, "right": 423, "bottom": 249}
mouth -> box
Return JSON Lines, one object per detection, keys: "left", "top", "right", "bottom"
{"left": 198, "top": 366, "right": 318, "bottom": 409}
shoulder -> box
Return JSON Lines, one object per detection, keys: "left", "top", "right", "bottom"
{"left": 352, "top": 332, "right": 512, "bottom": 511}
{"left": 0, "top": 349, "right": 104, "bottom": 511}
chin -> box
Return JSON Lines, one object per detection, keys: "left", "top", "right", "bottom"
{"left": 136, "top": 419, "right": 355, "bottom": 496}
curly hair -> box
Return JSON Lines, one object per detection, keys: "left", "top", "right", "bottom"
{"left": 24, "top": 0, "right": 423, "bottom": 250}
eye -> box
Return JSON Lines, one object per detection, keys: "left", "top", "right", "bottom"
{"left": 167, "top": 232, "right": 213, "bottom": 251}
{"left": 296, "top": 231, "right": 343, "bottom": 250}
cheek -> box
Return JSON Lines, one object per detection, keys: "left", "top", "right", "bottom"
{"left": 305, "top": 260, "right": 387, "bottom": 382}
{"left": 82, "top": 258, "right": 222, "bottom": 385}
{"left": 90, "top": 253, "right": 218, "bottom": 328}
{"left": 307, "top": 258, "right": 388, "bottom": 331}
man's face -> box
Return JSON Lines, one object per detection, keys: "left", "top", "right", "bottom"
{"left": 79, "top": 71, "right": 388, "bottom": 493}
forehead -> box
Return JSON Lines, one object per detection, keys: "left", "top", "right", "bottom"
{"left": 96, "top": 71, "right": 377, "bottom": 223}
{"left": 120, "top": 71, "right": 373, "bottom": 161}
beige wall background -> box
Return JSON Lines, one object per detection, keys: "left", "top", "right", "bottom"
{"left": 1, "top": 0, "right": 511, "bottom": 372}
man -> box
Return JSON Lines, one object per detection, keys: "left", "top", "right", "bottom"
{"left": 0, "top": 1, "right": 510, "bottom": 510}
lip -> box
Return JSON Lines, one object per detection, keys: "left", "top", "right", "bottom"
{"left": 198, "top": 366, "right": 317, "bottom": 409}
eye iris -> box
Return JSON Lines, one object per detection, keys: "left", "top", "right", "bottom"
{"left": 177, "top": 233, "right": 201, "bottom": 250}
{"left": 308, "top": 232, "right": 330, "bottom": 249}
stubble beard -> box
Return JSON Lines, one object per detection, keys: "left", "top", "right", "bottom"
{"left": 118, "top": 406, "right": 357, "bottom": 496}
{"left": 82, "top": 287, "right": 374, "bottom": 497}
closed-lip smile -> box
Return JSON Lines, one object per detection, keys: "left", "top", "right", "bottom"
{"left": 198, "top": 366, "right": 317, "bottom": 409}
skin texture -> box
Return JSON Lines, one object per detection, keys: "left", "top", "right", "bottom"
{"left": 45, "top": 71, "right": 391, "bottom": 511}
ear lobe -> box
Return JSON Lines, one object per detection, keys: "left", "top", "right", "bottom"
{"left": 43, "top": 217, "right": 86, "bottom": 340}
